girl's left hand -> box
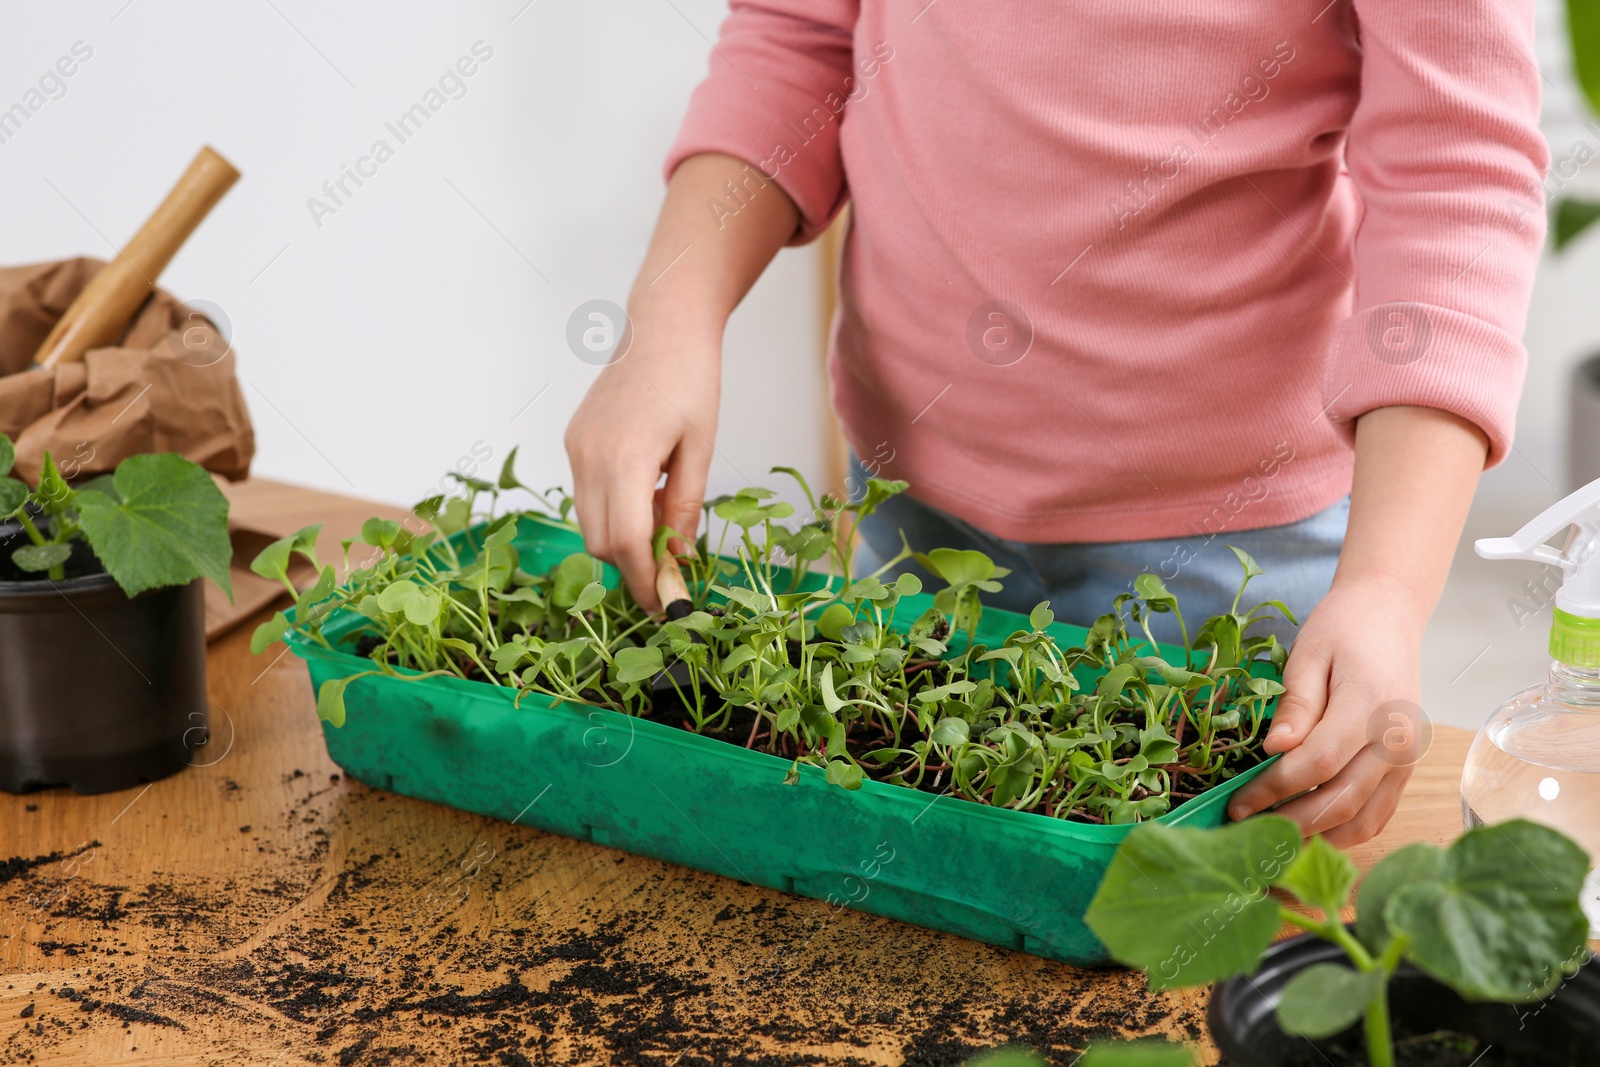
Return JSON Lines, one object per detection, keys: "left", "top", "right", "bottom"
{"left": 1226, "top": 575, "right": 1430, "bottom": 847}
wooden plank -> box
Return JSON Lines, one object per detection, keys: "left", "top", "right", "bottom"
{"left": 0, "top": 483, "right": 1476, "bottom": 1066}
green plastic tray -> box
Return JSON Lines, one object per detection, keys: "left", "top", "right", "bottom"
{"left": 288, "top": 521, "right": 1275, "bottom": 964}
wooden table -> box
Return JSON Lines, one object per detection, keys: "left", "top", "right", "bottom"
{"left": 0, "top": 482, "right": 1475, "bottom": 1067}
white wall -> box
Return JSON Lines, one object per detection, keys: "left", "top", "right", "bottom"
{"left": 0, "top": 0, "right": 828, "bottom": 509}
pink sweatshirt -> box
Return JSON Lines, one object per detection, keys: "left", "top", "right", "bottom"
{"left": 666, "top": 1, "right": 1548, "bottom": 543}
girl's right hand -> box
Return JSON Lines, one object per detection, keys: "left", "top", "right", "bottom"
{"left": 565, "top": 318, "right": 720, "bottom": 615}
{"left": 563, "top": 152, "right": 800, "bottom": 612}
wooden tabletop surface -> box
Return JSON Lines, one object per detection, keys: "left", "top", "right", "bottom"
{"left": 0, "top": 480, "right": 1476, "bottom": 1067}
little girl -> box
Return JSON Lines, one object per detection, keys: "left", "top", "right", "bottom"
{"left": 565, "top": 1, "right": 1547, "bottom": 845}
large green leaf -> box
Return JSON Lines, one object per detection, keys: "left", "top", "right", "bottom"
{"left": 0, "top": 477, "right": 26, "bottom": 516}
{"left": 1076, "top": 1040, "right": 1193, "bottom": 1067}
{"left": 1275, "top": 834, "right": 1356, "bottom": 918}
{"left": 1354, "top": 841, "right": 1445, "bottom": 954}
{"left": 1387, "top": 819, "right": 1590, "bottom": 1001}
{"left": 75, "top": 453, "right": 232, "bottom": 598}
{"left": 1276, "top": 963, "right": 1381, "bottom": 1039}
{"left": 1084, "top": 816, "right": 1300, "bottom": 989}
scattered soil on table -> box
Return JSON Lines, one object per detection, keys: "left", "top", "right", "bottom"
{"left": 0, "top": 770, "right": 1208, "bottom": 1066}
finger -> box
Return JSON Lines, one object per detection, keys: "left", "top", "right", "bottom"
{"left": 567, "top": 453, "right": 611, "bottom": 566}
{"left": 660, "top": 437, "right": 710, "bottom": 555}
{"left": 608, "top": 467, "right": 663, "bottom": 614}
{"left": 1270, "top": 746, "right": 1389, "bottom": 837}
{"left": 1265, "top": 630, "right": 1334, "bottom": 755}
{"left": 1229, "top": 684, "right": 1369, "bottom": 820}
{"left": 1320, "top": 768, "right": 1410, "bottom": 849}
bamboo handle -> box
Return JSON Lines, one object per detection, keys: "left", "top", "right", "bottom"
{"left": 33, "top": 146, "right": 241, "bottom": 368}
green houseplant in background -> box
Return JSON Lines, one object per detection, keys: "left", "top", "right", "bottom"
{"left": 1084, "top": 816, "right": 1596, "bottom": 1066}
{"left": 0, "top": 430, "right": 232, "bottom": 793}
{"left": 1551, "top": 0, "right": 1600, "bottom": 248}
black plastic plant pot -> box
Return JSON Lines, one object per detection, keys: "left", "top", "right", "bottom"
{"left": 1209, "top": 932, "right": 1600, "bottom": 1067}
{"left": 0, "top": 521, "right": 208, "bottom": 794}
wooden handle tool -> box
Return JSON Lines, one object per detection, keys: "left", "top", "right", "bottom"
{"left": 33, "top": 145, "right": 241, "bottom": 369}
{"left": 655, "top": 552, "right": 694, "bottom": 621}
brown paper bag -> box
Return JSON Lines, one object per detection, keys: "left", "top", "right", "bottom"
{"left": 0, "top": 257, "right": 254, "bottom": 484}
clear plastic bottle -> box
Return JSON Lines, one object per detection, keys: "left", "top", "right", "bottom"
{"left": 1460, "top": 661, "right": 1600, "bottom": 934}
{"left": 1466, "top": 480, "right": 1600, "bottom": 936}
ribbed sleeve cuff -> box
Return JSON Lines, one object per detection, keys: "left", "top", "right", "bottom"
{"left": 1321, "top": 302, "right": 1527, "bottom": 466}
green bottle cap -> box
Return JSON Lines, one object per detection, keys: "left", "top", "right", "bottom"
{"left": 1552, "top": 608, "right": 1600, "bottom": 668}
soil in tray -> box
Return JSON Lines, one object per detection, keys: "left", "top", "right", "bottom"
{"left": 349, "top": 633, "right": 1267, "bottom": 825}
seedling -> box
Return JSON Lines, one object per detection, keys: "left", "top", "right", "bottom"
{"left": 258, "top": 454, "right": 1295, "bottom": 824}
{"left": 0, "top": 431, "right": 231, "bottom": 597}
{"left": 1084, "top": 816, "right": 1591, "bottom": 1067}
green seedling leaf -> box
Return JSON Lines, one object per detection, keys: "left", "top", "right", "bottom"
{"left": 483, "top": 516, "right": 519, "bottom": 550}
{"left": 930, "top": 717, "right": 971, "bottom": 746}
{"left": 250, "top": 536, "right": 294, "bottom": 583}
{"left": 1275, "top": 834, "right": 1356, "bottom": 918}
{"left": 552, "top": 553, "right": 602, "bottom": 608}
{"left": 76, "top": 453, "right": 233, "bottom": 599}
{"left": 360, "top": 517, "right": 402, "bottom": 550}
{"left": 846, "top": 477, "right": 908, "bottom": 521}
{"left": 1226, "top": 545, "right": 1264, "bottom": 582}
{"left": 405, "top": 590, "right": 441, "bottom": 626}
{"left": 377, "top": 580, "right": 423, "bottom": 614}
{"left": 497, "top": 445, "right": 526, "bottom": 490}
{"left": 296, "top": 565, "right": 338, "bottom": 614}
{"left": 916, "top": 680, "right": 977, "bottom": 704}
{"left": 12, "top": 542, "right": 72, "bottom": 572}
{"left": 1138, "top": 724, "right": 1180, "bottom": 765}
{"left": 569, "top": 581, "right": 606, "bottom": 615}
{"left": 816, "top": 602, "right": 854, "bottom": 641}
{"left": 1085, "top": 815, "right": 1300, "bottom": 989}
{"left": 1386, "top": 819, "right": 1591, "bottom": 1001}
{"left": 433, "top": 496, "right": 472, "bottom": 535}
{"left": 1029, "top": 602, "right": 1054, "bottom": 631}
{"left": 0, "top": 433, "right": 12, "bottom": 477}
{"left": 1244, "top": 676, "right": 1285, "bottom": 698}
{"left": 251, "top": 611, "right": 291, "bottom": 655}
{"left": 824, "top": 759, "right": 864, "bottom": 790}
{"left": 613, "top": 645, "right": 665, "bottom": 684}
{"left": 1354, "top": 841, "right": 1445, "bottom": 954}
{"left": 317, "top": 676, "right": 354, "bottom": 728}
{"left": 1076, "top": 1040, "right": 1193, "bottom": 1067}
{"left": 893, "top": 571, "right": 923, "bottom": 597}
{"left": 1276, "top": 963, "right": 1382, "bottom": 1040}
{"left": 1133, "top": 572, "right": 1176, "bottom": 610}
{"left": 0, "top": 476, "right": 26, "bottom": 517}
{"left": 920, "top": 547, "right": 995, "bottom": 587}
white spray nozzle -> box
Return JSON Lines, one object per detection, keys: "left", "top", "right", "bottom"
{"left": 1476, "top": 477, "right": 1600, "bottom": 618}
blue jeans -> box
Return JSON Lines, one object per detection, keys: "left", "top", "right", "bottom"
{"left": 851, "top": 460, "right": 1349, "bottom": 646}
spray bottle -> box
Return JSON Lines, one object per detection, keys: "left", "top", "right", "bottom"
{"left": 1464, "top": 478, "right": 1600, "bottom": 933}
